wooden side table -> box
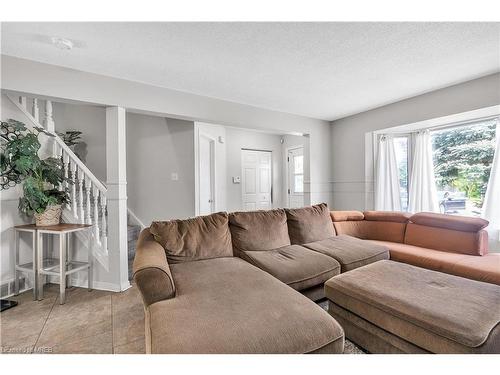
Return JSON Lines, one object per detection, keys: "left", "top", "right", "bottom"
{"left": 14, "top": 223, "right": 92, "bottom": 304}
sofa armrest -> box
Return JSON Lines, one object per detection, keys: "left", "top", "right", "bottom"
{"left": 133, "top": 228, "right": 176, "bottom": 306}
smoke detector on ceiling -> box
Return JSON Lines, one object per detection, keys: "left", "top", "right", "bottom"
{"left": 51, "top": 37, "right": 74, "bottom": 50}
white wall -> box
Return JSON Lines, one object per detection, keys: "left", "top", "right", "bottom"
{"left": 1, "top": 55, "right": 333, "bottom": 206}
{"left": 330, "top": 73, "right": 500, "bottom": 211}
{"left": 127, "top": 113, "right": 195, "bottom": 226}
{"left": 52, "top": 102, "right": 106, "bottom": 182}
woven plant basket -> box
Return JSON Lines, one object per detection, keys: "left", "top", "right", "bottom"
{"left": 34, "top": 205, "right": 62, "bottom": 226}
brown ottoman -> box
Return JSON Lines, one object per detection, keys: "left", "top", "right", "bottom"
{"left": 303, "top": 235, "right": 389, "bottom": 272}
{"left": 325, "top": 260, "right": 500, "bottom": 353}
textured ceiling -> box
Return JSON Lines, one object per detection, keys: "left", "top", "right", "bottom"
{"left": 1, "top": 22, "right": 499, "bottom": 120}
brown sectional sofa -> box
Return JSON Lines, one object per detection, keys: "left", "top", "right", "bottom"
{"left": 133, "top": 209, "right": 348, "bottom": 354}
{"left": 331, "top": 210, "right": 500, "bottom": 286}
{"left": 134, "top": 203, "right": 500, "bottom": 354}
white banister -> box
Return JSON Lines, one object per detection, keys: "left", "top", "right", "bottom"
{"left": 7, "top": 94, "right": 107, "bottom": 194}
{"left": 7, "top": 93, "right": 110, "bottom": 270}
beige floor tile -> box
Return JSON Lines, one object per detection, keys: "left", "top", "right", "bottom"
{"left": 113, "top": 338, "right": 146, "bottom": 354}
{"left": 112, "top": 309, "right": 145, "bottom": 347}
{"left": 1, "top": 285, "right": 57, "bottom": 352}
{"left": 36, "top": 316, "right": 112, "bottom": 348}
{"left": 111, "top": 285, "right": 145, "bottom": 347}
{"left": 44, "top": 331, "right": 113, "bottom": 354}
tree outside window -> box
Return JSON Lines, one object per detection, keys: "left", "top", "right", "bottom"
{"left": 431, "top": 119, "right": 497, "bottom": 217}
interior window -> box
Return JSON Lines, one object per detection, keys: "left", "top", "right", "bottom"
{"left": 293, "top": 155, "right": 304, "bottom": 193}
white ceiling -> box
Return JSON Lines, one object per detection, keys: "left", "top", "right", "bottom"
{"left": 1, "top": 22, "right": 499, "bottom": 121}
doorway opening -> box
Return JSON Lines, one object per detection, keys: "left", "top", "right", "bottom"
{"left": 287, "top": 146, "right": 304, "bottom": 208}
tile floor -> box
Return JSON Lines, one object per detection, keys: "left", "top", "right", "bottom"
{"left": 1, "top": 284, "right": 364, "bottom": 354}
{"left": 1, "top": 284, "right": 145, "bottom": 354}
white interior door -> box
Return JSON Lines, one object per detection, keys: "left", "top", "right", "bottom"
{"left": 287, "top": 147, "right": 304, "bottom": 208}
{"left": 241, "top": 150, "right": 272, "bottom": 211}
{"left": 199, "top": 134, "right": 215, "bottom": 215}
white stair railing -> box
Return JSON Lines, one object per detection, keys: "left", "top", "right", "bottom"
{"left": 7, "top": 94, "right": 109, "bottom": 266}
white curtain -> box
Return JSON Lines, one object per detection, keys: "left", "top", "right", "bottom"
{"left": 408, "top": 130, "right": 439, "bottom": 213}
{"left": 375, "top": 135, "right": 402, "bottom": 211}
{"left": 482, "top": 120, "right": 500, "bottom": 247}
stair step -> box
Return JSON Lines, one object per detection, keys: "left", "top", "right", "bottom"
{"left": 127, "top": 225, "right": 141, "bottom": 262}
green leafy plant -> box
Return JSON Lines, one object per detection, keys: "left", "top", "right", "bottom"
{"left": 1, "top": 119, "right": 71, "bottom": 216}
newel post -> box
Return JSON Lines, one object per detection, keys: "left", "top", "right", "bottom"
{"left": 106, "top": 106, "right": 129, "bottom": 291}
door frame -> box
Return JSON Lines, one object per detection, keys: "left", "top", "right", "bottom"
{"left": 195, "top": 127, "right": 217, "bottom": 216}
{"left": 240, "top": 148, "right": 273, "bottom": 210}
{"left": 285, "top": 146, "right": 304, "bottom": 208}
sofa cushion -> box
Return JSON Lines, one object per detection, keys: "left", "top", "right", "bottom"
{"left": 363, "top": 211, "right": 411, "bottom": 223}
{"left": 325, "top": 260, "right": 500, "bottom": 353}
{"left": 229, "top": 209, "right": 290, "bottom": 256}
{"left": 371, "top": 240, "right": 500, "bottom": 286}
{"left": 150, "top": 212, "right": 232, "bottom": 264}
{"left": 285, "top": 203, "right": 335, "bottom": 244}
{"left": 304, "top": 235, "right": 389, "bottom": 272}
{"left": 333, "top": 220, "right": 407, "bottom": 243}
{"left": 330, "top": 210, "right": 364, "bottom": 222}
{"left": 147, "top": 257, "right": 344, "bottom": 353}
{"left": 404, "top": 223, "right": 488, "bottom": 256}
{"left": 409, "top": 212, "right": 488, "bottom": 232}
{"left": 240, "top": 245, "right": 340, "bottom": 291}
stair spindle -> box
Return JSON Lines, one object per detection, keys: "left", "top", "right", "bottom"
{"left": 19, "top": 96, "right": 27, "bottom": 109}
{"left": 100, "top": 195, "right": 107, "bottom": 240}
{"left": 63, "top": 152, "right": 70, "bottom": 209}
{"left": 44, "top": 100, "right": 55, "bottom": 132}
{"left": 85, "top": 179, "right": 92, "bottom": 225}
{"left": 78, "top": 167, "right": 85, "bottom": 223}
{"left": 70, "top": 162, "right": 78, "bottom": 219}
{"left": 93, "top": 187, "right": 101, "bottom": 245}
{"left": 56, "top": 144, "right": 63, "bottom": 190}
{"left": 32, "top": 98, "right": 40, "bottom": 122}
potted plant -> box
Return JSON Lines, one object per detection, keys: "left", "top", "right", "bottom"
{"left": 57, "top": 130, "right": 85, "bottom": 160}
{"left": 1, "top": 119, "right": 70, "bottom": 226}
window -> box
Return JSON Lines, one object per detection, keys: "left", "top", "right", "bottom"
{"left": 394, "top": 136, "right": 409, "bottom": 211}
{"left": 293, "top": 154, "right": 304, "bottom": 193}
{"left": 431, "top": 119, "right": 497, "bottom": 217}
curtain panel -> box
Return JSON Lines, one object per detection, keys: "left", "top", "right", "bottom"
{"left": 482, "top": 120, "right": 500, "bottom": 248}
{"left": 408, "top": 130, "right": 439, "bottom": 213}
{"left": 375, "top": 135, "right": 402, "bottom": 211}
